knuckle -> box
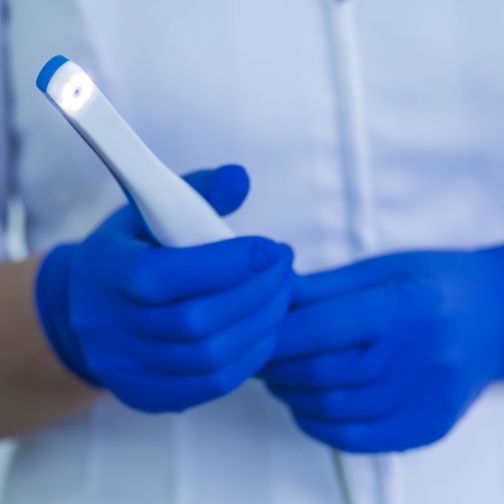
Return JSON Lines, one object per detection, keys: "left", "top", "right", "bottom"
{"left": 358, "top": 355, "right": 388, "bottom": 384}
{"left": 426, "top": 414, "right": 454, "bottom": 446}
{"left": 331, "top": 426, "right": 364, "bottom": 452}
{"left": 174, "top": 303, "right": 210, "bottom": 339}
{"left": 244, "top": 238, "right": 280, "bottom": 273}
{"left": 369, "top": 366, "right": 388, "bottom": 385}
{"left": 367, "top": 393, "right": 393, "bottom": 419}
{"left": 122, "top": 395, "right": 165, "bottom": 413}
{"left": 126, "top": 252, "right": 157, "bottom": 302}
{"left": 295, "top": 417, "right": 327, "bottom": 445}
{"left": 424, "top": 285, "right": 449, "bottom": 321}
{"left": 314, "top": 393, "right": 336, "bottom": 419}
{"left": 409, "top": 277, "right": 448, "bottom": 322}
{"left": 297, "top": 416, "right": 363, "bottom": 452}
{"left": 85, "top": 355, "right": 109, "bottom": 381}
{"left": 431, "top": 349, "right": 462, "bottom": 381}
{"left": 303, "top": 360, "right": 327, "bottom": 386}
{"left": 372, "top": 280, "right": 404, "bottom": 306}
{"left": 439, "top": 378, "right": 462, "bottom": 413}
{"left": 197, "top": 341, "right": 227, "bottom": 373}
{"left": 204, "top": 370, "right": 235, "bottom": 400}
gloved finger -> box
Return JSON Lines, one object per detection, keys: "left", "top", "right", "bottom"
{"left": 182, "top": 164, "right": 250, "bottom": 216}
{"left": 123, "top": 251, "right": 293, "bottom": 340}
{"left": 91, "top": 204, "right": 151, "bottom": 242}
{"left": 263, "top": 293, "right": 419, "bottom": 384}
{"left": 272, "top": 284, "right": 402, "bottom": 361}
{"left": 259, "top": 342, "right": 393, "bottom": 389}
{"left": 117, "top": 281, "right": 291, "bottom": 374}
{"left": 275, "top": 277, "right": 425, "bottom": 362}
{"left": 268, "top": 366, "right": 410, "bottom": 423}
{"left": 292, "top": 252, "right": 424, "bottom": 307}
{"left": 121, "top": 237, "right": 293, "bottom": 305}
{"left": 293, "top": 404, "right": 451, "bottom": 453}
{"left": 103, "top": 334, "right": 276, "bottom": 413}
{"left": 93, "top": 164, "right": 248, "bottom": 243}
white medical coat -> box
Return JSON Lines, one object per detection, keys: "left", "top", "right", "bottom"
{"left": 2, "top": 0, "right": 504, "bottom": 503}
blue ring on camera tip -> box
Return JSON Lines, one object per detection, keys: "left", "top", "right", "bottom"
{"left": 36, "top": 55, "right": 70, "bottom": 93}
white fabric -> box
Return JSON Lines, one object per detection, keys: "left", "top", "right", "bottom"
{"left": 2, "top": 0, "right": 504, "bottom": 502}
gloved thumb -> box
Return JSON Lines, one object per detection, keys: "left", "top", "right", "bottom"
{"left": 182, "top": 164, "right": 250, "bottom": 216}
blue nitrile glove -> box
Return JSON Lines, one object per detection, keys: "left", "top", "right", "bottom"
{"left": 36, "top": 165, "right": 294, "bottom": 413}
{"left": 260, "top": 247, "right": 504, "bottom": 452}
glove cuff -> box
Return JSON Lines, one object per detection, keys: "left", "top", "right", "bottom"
{"left": 36, "top": 244, "right": 101, "bottom": 387}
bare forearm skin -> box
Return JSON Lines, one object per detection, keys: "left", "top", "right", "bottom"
{"left": 0, "top": 257, "right": 99, "bottom": 438}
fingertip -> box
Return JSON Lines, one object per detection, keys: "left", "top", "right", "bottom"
{"left": 183, "top": 164, "right": 249, "bottom": 216}
{"left": 212, "top": 164, "right": 250, "bottom": 216}
{"left": 278, "top": 243, "right": 295, "bottom": 266}
{"left": 245, "top": 237, "right": 288, "bottom": 273}
{"left": 216, "top": 164, "right": 250, "bottom": 192}
{"left": 124, "top": 236, "right": 291, "bottom": 304}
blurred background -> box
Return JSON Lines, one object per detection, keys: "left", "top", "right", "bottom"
{"left": 0, "top": 197, "right": 29, "bottom": 494}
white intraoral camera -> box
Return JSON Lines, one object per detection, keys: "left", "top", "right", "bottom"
{"left": 37, "top": 55, "right": 235, "bottom": 247}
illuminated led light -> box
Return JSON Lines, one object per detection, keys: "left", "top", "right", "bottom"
{"left": 57, "top": 72, "right": 94, "bottom": 114}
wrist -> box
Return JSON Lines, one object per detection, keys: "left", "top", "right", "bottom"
{"left": 36, "top": 244, "right": 101, "bottom": 387}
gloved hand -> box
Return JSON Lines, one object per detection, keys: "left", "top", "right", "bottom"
{"left": 260, "top": 248, "right": 504, "bottom": 452}
{"left": 37, "top": 165, "right": 294, "bottom": 413}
